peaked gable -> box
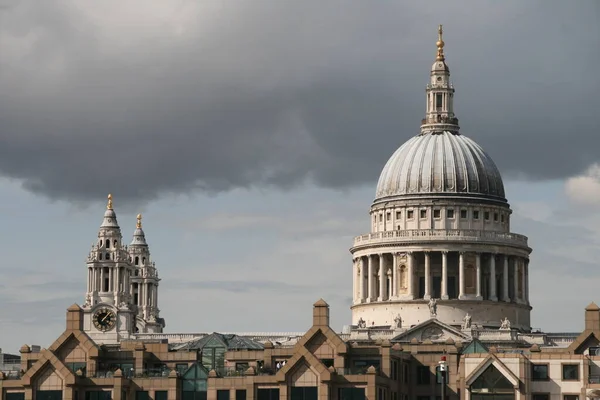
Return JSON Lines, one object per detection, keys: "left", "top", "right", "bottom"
{"left": 567, "top": 329, "right": 599, "bottom": 354}
{"left": 465, "top": 354, "right": 519, "bottom": 388}
{"left": 22, "top": 349, "right": 76, "bottom": 386}
{"left": 391, "top": 319, "right": 470, "bottom": 343}
{"left": 48, "top": 331, "right": 99, "bottom": 359}
{"left": 293, "top": 326, "right": 347, "bottom": 355}
{"left": 274, "top": 352, "right": 331, "bottom": 383}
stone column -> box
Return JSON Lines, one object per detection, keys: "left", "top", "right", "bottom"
{"left": 503, "top": 255, "right": 510, "bottom": 302}
{"left": 352, "top": 259, "right": 357, "bottom": 303}
{"left": 476, "top": 252, "right": 482, "bottom": 300}
{"left": 458, "top": 252, "right": 465, "bottom": 299}
{"left": 525, "top": 259, "right": 530, "bottom": 304}
{"left": 379, "top": 254, "right": 387, "bottom": 301}
{"left": 360, "top": 258, "right": 366, "bottom": 302}
{"left": 407, "top": 251, "right": 415, "bottom": 299}
{"left": 368, "top": 255, "right": 374, "bottom": 302}
{"left": 100, "top": 268, "right": 105, "bottom": 292}
{"left": 424, "top": 252, "right": 431, "bottom": 300}
{"left": 441, "top": 251, "right": 448, "bottom": 300}
{"left": 513, "top": 258, "right": 519, "bottom": 303}
{"left": 392, "top": 253, "right": 397, "bottom": 299}
{"left": 521, "top": 258, "right": 526, "bottom": 303}
{"left": 489, "top": 254, "right": 498, "bottom": 301}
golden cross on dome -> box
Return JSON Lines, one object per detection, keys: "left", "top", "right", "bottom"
{"left": 137, "top": 213, "right": 142, "bottom": 229}
{"left": 107, "top": 194, "right": 113, "bottom": 210}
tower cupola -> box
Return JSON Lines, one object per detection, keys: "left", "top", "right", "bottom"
{"left": 421, "top": 24, "right": 459, "bottom": 134}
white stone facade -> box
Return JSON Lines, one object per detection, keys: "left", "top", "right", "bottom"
{"left": 82, "top": 195, "right": 164, "bottom": 344}
{"left": 350, "top": 25, "right": 532, "bottom": 333}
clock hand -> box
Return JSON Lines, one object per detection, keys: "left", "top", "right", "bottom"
{"left": 101, "top": 314, "right": 110, "bottom": 322}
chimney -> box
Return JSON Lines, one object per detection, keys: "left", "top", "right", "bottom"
{"left": 312, "top": 299, "right": 330, "bottom": 327}
{"left": 585, "top": 302, "right": 600, "bottom": 331}
{"left": 66, "top": 304, "right": 84, "bottom": 331}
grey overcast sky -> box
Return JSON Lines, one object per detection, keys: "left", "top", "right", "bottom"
{"left": 0, "top": 0, "right": 599, "bottom": 353}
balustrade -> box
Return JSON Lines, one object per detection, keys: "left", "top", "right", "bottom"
{"left": 354, "top": 229, "right": 529, "bottom": 247}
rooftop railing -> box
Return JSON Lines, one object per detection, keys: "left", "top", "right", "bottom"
{"left": 93, "top": 368, "right": 171, "bottom": 379}
{"left": 353, "top": 229, "right": 529, "bottom": 248}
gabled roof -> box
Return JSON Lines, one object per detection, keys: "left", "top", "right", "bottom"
{"left": 391, "top": 318, "right": 470, "bottom": 342}
{"left": 172, "top": 332, "right": 264, "bottom": 351}
{"left": 567, "top": 329, "right": 599, "bottom": 354}
{"left": 21, "top": 349, "right": 76, "bottom": 386}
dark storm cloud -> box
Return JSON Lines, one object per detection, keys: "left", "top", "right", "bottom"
{"left": 0, "top": 0, "right": 598, "bottom": 204}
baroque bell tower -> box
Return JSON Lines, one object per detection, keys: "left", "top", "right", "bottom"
{"left": 82, "top": 194, "right": 136, "bottom": 344}
{"left": 128, "top": 213, "right": 165, "bottom": 333}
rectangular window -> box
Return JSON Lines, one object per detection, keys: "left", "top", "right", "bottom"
{"left": 386, "top": 212, "right": 391, "bottom": 221}
{"left": 531, "top": 364, "right": 549, "bottom": 380}
{"left": 155, "top": 392, "right": 168, "bottom": 400}
{"left": 562, "top": 364, "right": 579, "bottom": 380}
{"left": 6, "top": 394, "right": 25, "bottom": 400}
{"left": 290, "top": 388, "right": 318, "bottom": 400}
{"left": 420, "top": 209, "right": 427, "bottom": 219}
{"left": 217, "top": 391, "right": 229, "bottom": 400}
{"left": 236, "top": 391, "right": 247, "bottom": 400}
{"left": 563, "top": 396, "right": 579, "bottom": 400}
{"left": 407, "top": 210, "right": 414, "bottom": 219}
{"left": 532, "top": 395, "right": 549, "bottom": 400}
{"left": 256, "top": 389, "right": 280, "bottom": 400}
{"left": 460, "top": 209, "right": 468, "bottom": 219}
{"left": 135, "top": 392, "right": 149, "bottom": 400}
{"left": 447, "top": 209, "right": 454, "bottom": 219}
{"left": 86, "top": 392, "right": 112, "bottom": 400}
{"left": 396, "top": 211, "right": 401, "bottom": 219}
{"left": 416, "top": 366, "right": 430, "bottom": 384}
{"left": 500, "top": 214, "right": 505, "bottom": 222}
{"left": 473, "top": 210, "right": 480, "bottom": 219}
{"left": 338, "top": 388, "right": 365, "bottom": 400}
{"left": 484, "top": 211, "right": 490, "bottom": 220}
{"left": 433, "top": 209, "right": 441, "bottom": 218}
{"left": 436, "top": 94, "right": 443, "bottom": 109}
{"left": 494, "top": 212, "right": 498, "bottom": 221}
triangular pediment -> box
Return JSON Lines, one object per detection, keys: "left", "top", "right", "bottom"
{"left": 391, "top": 319, "right": 470, "bottom": 343}
{"left": 465, "top": 354, "right": 519, "bottom": 388}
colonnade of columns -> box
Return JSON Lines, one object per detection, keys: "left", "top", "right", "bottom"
{"left": 352, "top": 251, "right": 529, "bottom": 305}
{"left": 88, "top": 265, "right": 131, "bottom": 295}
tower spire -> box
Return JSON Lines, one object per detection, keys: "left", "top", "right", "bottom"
{"left": 420, "top": 25, "right": 459, "bottom": 134}
{"left": 436, "top": 24, "right": 445, "bottom": 61}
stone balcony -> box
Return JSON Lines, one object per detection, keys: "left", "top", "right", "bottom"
{"left": 352, "top": 229, "right": 529, "bottom": 249}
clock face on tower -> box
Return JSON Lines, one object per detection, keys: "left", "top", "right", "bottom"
{"left": 93, "top": 308, "right": 117, "bottom": 332}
